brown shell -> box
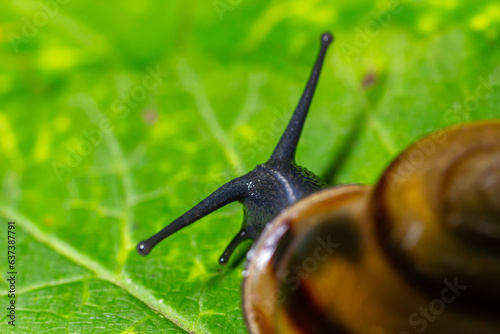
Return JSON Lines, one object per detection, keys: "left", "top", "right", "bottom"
{"left": 243, "top": 122, "right": 500, "bottom": 334}
{"left": 372, "top": 121, "right": 500, "bottom": 302}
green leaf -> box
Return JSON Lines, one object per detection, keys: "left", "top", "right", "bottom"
{"left": 1, "top": 0, "right": 499, "bottom": 333}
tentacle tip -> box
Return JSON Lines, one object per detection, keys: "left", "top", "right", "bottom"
{"left": 321, "top": 32, "right": 334, "bottom": 45}
{"left": 218, "top": 255, "right": 229, "bottom": 266}
{"left": 137, "top": 241, "right": 152, "bottom": 256}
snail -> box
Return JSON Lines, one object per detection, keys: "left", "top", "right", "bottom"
{"left": 137, "top": 32, "right": 500, "bottom": 333}
{"left": 243, "top": 122, "right": 500, "bottom": 333}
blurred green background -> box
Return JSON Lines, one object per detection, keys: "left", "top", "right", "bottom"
{"left": 0, "top": 0, "right": 499, "bottom": 333}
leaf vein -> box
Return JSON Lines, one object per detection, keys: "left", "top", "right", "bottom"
{"left": 0, "top": 207, "right": 193, "bottom": 333}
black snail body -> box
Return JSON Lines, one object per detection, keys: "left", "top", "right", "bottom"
{"left": 137, "top": 33, "right": 500, "bottom": 333}
{"left": 137, "top": 32, "right": 333, "bottom": 264}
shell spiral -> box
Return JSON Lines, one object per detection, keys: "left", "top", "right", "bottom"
{"left": 243, "top": 122, "right": 500, "bottom": 334}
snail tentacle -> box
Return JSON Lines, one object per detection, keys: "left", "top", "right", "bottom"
{"left": 219, "top": 229, "right": 251, "bottom": 265}
{"left": 136, "top": 175, "right": 249, "bottom": 256}
{"left": 137, "top": 32, "right": 334, "bottom": 263}
{"left": 269, "top": 32, "right": 334, "bottom": 164}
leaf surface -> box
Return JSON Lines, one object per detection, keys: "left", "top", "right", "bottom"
{"left": 1, "top": 0, "right": 499, "bottom": 333}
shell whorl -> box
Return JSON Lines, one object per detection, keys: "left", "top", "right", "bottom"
{"left": 372, "top": 122, "right": 500, "bottom": 302}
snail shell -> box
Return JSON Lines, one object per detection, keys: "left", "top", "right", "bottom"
{"left": 243, "top": 122, "right": 500, "bottom": 334}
